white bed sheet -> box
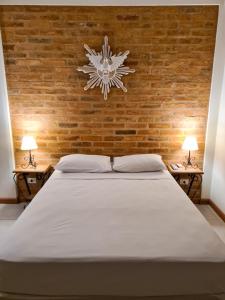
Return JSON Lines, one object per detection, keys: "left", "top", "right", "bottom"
{"left": 0, "top": 170, "right": 225, "bottom": 298}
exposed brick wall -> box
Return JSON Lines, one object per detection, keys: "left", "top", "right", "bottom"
{"left": 0, "top": 6, "right": 218, "bottom": 169}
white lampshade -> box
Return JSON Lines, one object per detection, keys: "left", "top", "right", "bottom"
{"left": 182, "top": 136, "right": 198, "bottom": 151}
{"left": 21, "top": 136, "right": 38, "bottom": 151}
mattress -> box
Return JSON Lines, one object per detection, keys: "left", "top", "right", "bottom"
{"left": 0, "top": 170, "right": 225, "bottom": 299}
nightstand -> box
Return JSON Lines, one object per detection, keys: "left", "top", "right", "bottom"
{"left": 13, "top": 165, "right": 53, "bottom": 202}
{"left": 167, "top": 164, "right": 204, "bottom": 203}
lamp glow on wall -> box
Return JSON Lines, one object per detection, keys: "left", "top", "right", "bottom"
{"left": 21, "top": 136, "right": 38, "bottom": 168}
{"left": 182, "top": 136, "right": 198, "bottom": 166}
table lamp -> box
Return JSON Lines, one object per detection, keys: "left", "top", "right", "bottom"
{"left": 182, "top": 136, "right": 198, "bottom": 166}
{"left": 21, "top": 136, "right": 38, "bottom": 168}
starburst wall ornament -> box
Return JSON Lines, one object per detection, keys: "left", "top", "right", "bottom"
{"left": 77, "top": 36, "right": 135, "bottom": 100}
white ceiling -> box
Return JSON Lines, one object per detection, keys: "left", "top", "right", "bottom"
{"left": 0, "top": 0, "right": 222, "bottom": 5}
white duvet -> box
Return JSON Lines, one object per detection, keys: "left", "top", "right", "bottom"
{"left": 0, "top": 170, "right": 225, "bottom": 298}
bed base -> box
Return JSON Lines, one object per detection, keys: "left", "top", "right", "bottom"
{"left": 1, "top": 293, "right": 225, "bottom": 300}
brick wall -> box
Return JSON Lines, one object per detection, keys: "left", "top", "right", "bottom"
{"left": 0, "top": 6, "right": 218, "bottom": 168}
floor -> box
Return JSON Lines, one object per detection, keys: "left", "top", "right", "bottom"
{"left": 197, "top": 205, "right": 225, "bottom": 243}
{"left": 0, "top": 203, "right": 24, "bottom": 240}
{"left": 0, "top": 203, "right": 225, "bottom": 243}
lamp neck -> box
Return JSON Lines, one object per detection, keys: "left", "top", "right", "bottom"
{"left": 187, "top": 150, "right": 192, "bottom": 165}
{"left": 28, "top": 150, "right": 33, "bottom": 164}
{"left": 27, "top": 149, "right": 37, "bottom": 168}
{"left": 21, "top": 149, "right": 37, "bottom": 169}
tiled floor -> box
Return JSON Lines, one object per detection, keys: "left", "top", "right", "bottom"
{"left": 0, "top": 203, "right": 24, "bottom": 241}
{"left": 0, "top": 203, "right": 224, "bottom": 243}
{"left": 197, "top": 205, "right": 225, "bottom": 243}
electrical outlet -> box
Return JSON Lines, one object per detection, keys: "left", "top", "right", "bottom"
{"left": 27, "top": 177, "right": 36, "bottom": 184}
{"left": 180, "top": 178, "right": 189, "bottom": 186}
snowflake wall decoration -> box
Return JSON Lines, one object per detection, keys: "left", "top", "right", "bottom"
{"left": 77, "top": 36, "right": 135, "bottom": 100}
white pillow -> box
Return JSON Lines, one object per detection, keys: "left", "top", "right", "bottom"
{"left": 113, "top": 154, "right": 166, "bottom": 172}
{"left": 55, "top": 154, "right": 112, "bottom": 173}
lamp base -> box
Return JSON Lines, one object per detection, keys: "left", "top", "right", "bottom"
{"left": 22, "top": 150, "right": 37, "bottom": 169}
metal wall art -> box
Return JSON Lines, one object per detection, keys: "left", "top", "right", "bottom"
{"left": 77, "top": 36, "right": 135, "bottom": 100}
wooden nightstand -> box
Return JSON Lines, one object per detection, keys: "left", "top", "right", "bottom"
{"left": 13, "top": 165, "right": 53, "bottom": 202}
{"left": 167, "top": 164, "right": 204, "bottom": 203}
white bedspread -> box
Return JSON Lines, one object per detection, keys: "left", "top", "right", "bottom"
{"left": 0, "top": 170, "right": 225, "bottom": 298}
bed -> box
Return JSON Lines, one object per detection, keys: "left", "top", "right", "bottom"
{"left": 0, "top": 170, "right": 225, "bottom": 299}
